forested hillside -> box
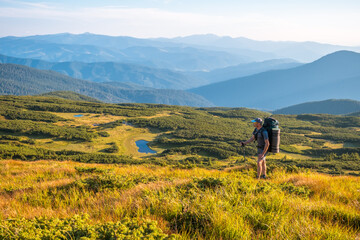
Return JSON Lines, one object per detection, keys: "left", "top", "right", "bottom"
{"left": 38, "top": 91, "right": 102, "bottom": 103}
{"left": 0, "top": 54, "right": 199, "bottom": 89}
{"left": 0, "top": 63, "right": 214, "bottom": 107}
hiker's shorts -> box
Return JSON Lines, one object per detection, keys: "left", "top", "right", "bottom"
{"left": 257, "top": 148, "right": 268, "bottom": 155}
{"left": 257, "top": 148, "right": 267, "bottom": 162}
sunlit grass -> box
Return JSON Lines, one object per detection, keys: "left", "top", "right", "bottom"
{"left": 0, "top": 160, "right": 359, "bottom": 239}
{"left": 29, "top": 112, "right": 165, "bottom": 157}
{"left": 324, "top": 142, "right": 344, "bottom": 149}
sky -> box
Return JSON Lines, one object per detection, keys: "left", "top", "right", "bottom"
{"left": 0, "top": 0, "right": 359, "bottom": 46}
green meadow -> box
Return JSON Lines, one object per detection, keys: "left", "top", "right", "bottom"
{"left": 0, "top": 95, "right": 359, "bottom": 239}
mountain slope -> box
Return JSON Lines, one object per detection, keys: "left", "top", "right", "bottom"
{"left": 187, "top": 59, "right": 302, "bottom": 85}
{"left": 190, "top": 51, "right": 360, "bottom": 110}
{"left": 0, "top": 63, "right": 214, "bottom": 107}
{"left": 0, "top": 54, "right": 198, "bottom": 89}
{"left": 38, "top": 91, "right": 102, "bottom": 103}
{"left": 348, "top": 112, "right": 360, "bottom": 116}
{"left": 273, "top": 99, "right": 360, "bottom": 115}
{"left": 0, "top": 54, "right": 302, "bottom": 89}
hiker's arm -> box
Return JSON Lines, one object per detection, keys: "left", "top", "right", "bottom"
{"left": 242, "top": 135, "right": 255, "bottom": 145}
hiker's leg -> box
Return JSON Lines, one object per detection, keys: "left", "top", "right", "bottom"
{"left": 257, "top": 154, "right": 263, "bottom": 179}
{"left": 262, "top": 158, "right": 266, "bottom": 177}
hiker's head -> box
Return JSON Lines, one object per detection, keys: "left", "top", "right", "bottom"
{"left": 251, "top": 118, "right": 262, "bottom": 128}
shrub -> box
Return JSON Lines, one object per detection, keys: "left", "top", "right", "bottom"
{"left": 102, "top": 142, "right": 119, "bottom": 153}
{"left": 0, "top": 215, "right": 176, "bottom": 239}
{"left": 74, "top": 166, "right": 108, "bottom": 174}
{"left": 280, "top": 182, "right": 312, "bottom": 198}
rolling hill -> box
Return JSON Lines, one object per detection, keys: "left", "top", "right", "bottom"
{"left": 0, "top": 95, "right": 359, "bottom": 239}
{"left": 0, "top": 63, "right": 214, "bottom": 107}
{"left": 190, "top": 51, "right": 360, "bottom": 110}
{"left": 186, "top": 59, "right": 302, "bottom": 86}
{"left": 273, "top": 99, "right": 360, "bottom": 115}
{"left": 0, "top": 54, "right": 303, "bottom": 89}
{"left": 0, "top": 54, "right": 199, "bottom": 89}
{"left": 38, "top": 91, "right": 102, "bottom": 103}
{"left": 348, "top": 112, "right": 360, "bottom": 116}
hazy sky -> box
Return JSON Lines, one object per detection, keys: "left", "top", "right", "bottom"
{"left": 1, "top": 0, "right": 359, "bottom": 45}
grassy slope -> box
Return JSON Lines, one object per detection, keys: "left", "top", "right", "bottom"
{"left": 49, "top": 112, "right": 165, "bottom": 157}
{"left": 0, "top": 160, "right": 359, "bottom": 239}
{"left": 0, "top": 96, "right": 359, "bottom": 239}
{"left": 0, "top": 96, "right": 359, "bottom": 171}
{"left": 38, "top": 91, "right": 102, "bottom": 103}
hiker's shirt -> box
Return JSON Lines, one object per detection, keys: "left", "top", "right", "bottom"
{"left": 253, "top": 127, "right": 269, "bottom": 150}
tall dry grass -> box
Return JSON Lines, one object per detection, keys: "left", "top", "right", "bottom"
{"left": 0, "top": 160, "right": 359, "bottom": 239}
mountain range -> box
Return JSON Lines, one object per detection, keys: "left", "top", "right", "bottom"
{"left": 1, "top": 33, "right": 360, "bottom": 110}
{"left": 0, "top": 54, "right": 198, "bottom": 89}
{"left": 0, "top": 63, "right": 214, "bottom": 107}
{"left": 0, "top": 54, "right": 302, "bottom": 90}
{"left": 161, "top": 34, "right": 360, "bottom": 62}
{"left": 1, "top": 32, "right": 360, "bottom": 71}
{"left": 190, "top": 51, "right": 360, "bottom": 110}
{"left": 0, "top": 35, "right": 248, "bottom": 71}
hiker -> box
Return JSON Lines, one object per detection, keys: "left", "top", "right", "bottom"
{"left": 241, "top": 118, "right": 270, "bottom": 179}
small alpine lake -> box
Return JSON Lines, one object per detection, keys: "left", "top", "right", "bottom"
{"left": 135, "top": 140, "right": 157, "bottom": 154}
{"left": 74, "top": 114, "right": 84, "bottom": 117}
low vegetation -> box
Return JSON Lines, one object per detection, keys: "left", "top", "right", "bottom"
{"left": 0, "top": 95, "right": 359, "bottom": 239}
{"left": 0, "top": 160, "right": 359, "bottom": 239}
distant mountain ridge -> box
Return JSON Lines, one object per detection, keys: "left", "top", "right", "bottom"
{"left": 161, "top": 34, "right": 360, "bottom": 62}
{"left": 33, "top": 32, "right": 359, "bottom": 63}
{"left": 0, "top": 63, "right": 214, "bottom": 107}
{"left": 0, "top": 54, "right": 199, "bottom": 89}
{"left": 0, "top": 54, "right": 302, "bottom": 90}
{"left": 2, "top": 32, "right": 360, "bottom": 72}
{"left": 0, "top": 35, "right": 248, "bottom": 71}
{"left": 273, "top": 99, "right": 360, "bottom": 115}
{"left": 190, "top": 51, "right": 360, "bottom": 110}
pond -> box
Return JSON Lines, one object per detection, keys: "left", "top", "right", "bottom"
{"left": 135, "top": 140, "right": 157, "bottom": 154}
{"left": 74, "top": 114, "right": 84, "bottom": 117}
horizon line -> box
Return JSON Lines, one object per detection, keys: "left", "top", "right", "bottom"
{"left": 1, "top": 31, "right": 359, "bottom": 47}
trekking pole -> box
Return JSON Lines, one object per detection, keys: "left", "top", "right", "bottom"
{"left": 241, "top": 142, "right": 246, "bottom": 162}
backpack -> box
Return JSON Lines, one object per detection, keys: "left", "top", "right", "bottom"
{"left": 262, "top": 117, "right": 281, "bottom": 153}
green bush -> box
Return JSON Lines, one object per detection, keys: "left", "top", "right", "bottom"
{"left": 102, "top": 142, "right": 119, "bottom": 153}
{"left": 0, "top": 120, "right": 97, "bottom": 141}
{"left": 0, "top": 215, "right": 176, "bottom": 239}
{"left": 280, "top": 182, "right": 312, "bottom": 198}
{"left": 74, "top": 167, "right": 108, "bottom": 174}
